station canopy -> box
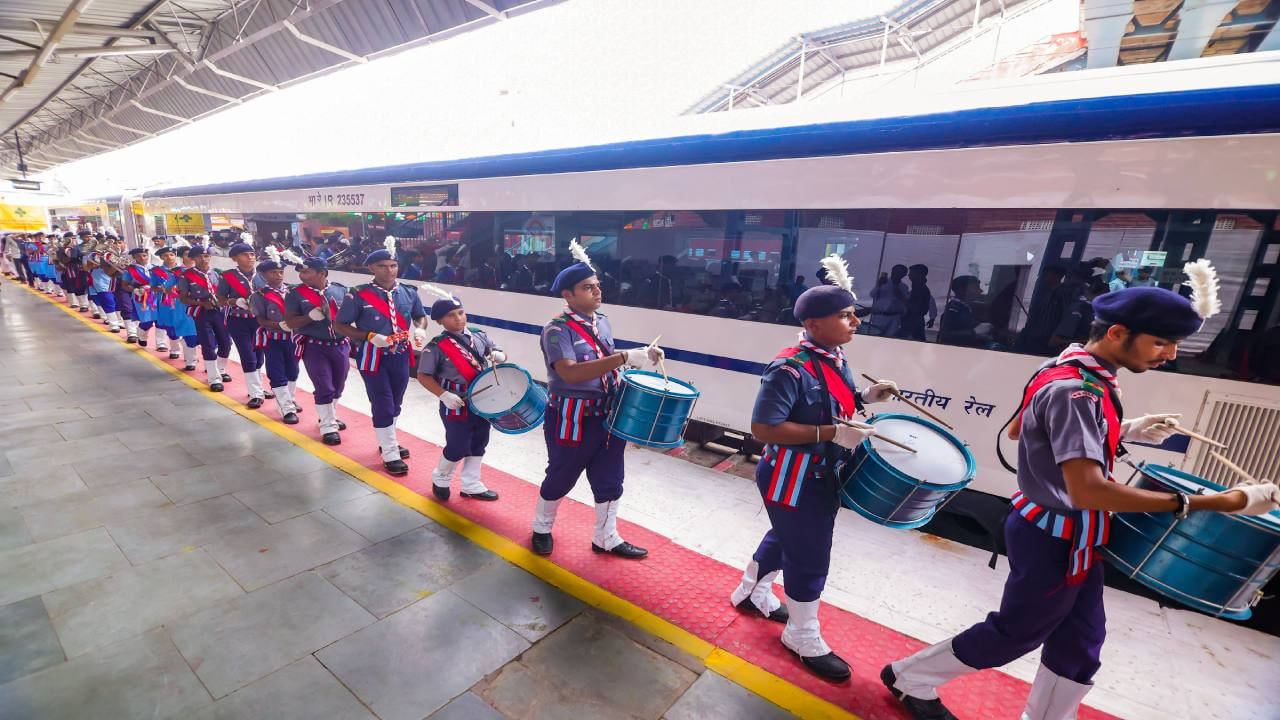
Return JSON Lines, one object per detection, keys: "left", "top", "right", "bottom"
{"left": 0, "top": 0, "right": 561, "bottom": 175}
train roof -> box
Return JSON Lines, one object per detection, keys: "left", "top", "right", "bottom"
{"left": 145, "top": 80, "right": 1280, "bottom": 200}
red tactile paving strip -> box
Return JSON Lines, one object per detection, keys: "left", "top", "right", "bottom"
{"left": 88, "top": 316, "right": 1117, "bottom": 720}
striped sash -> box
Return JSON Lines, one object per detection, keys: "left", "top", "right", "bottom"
{"left": 1011, "top": 490, "right": 1110, "bottom": 585}
{"left": 548, "top": 394, "right": 608, "bottom": 446}
{"left": 763, "top": 444, "right": 824, "bottom": 510}
{"left": 441, "top": 379, "right": 469, "bottom": 419}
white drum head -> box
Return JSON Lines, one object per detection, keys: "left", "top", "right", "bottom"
{"left": 626, "top": 372, "right": 697, "bottom": 396}
{"left": 868, "top": 417, "right": 969, "bottom": 484}
{"left": 470, "top": 367, "right": 531, "bottom": 414}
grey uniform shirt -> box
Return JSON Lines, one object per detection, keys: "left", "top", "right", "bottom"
{"left": 249, "top": 285, "right": 289, "bottom": 323}
{"left": 1016, "top": 358, "right": 1115, "bottom": 512}
{"left": 541, "top": 312, "right": 616, "bottom": 399}
{"left": 418, "top": 328, "right": 498, "bottom": 389}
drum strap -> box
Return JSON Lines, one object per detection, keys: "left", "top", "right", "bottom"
{"left": 560, "top": 312, "right": 619, "bottom": 393}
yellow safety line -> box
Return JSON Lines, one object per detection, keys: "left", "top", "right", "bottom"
{"left": 14, "top": 281, "right": 857, "bottom": 720}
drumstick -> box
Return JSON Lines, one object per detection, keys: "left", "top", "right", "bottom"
{"left": 1209, "top": 450, "right": 1258, "bottom": 486}
{"left": 648, "top": 335, "right": 662, "bottom": 348}
{"left": 861, "top": 373, "right": 955, "bottom": 430}
{"left": 835, "top": 417, "right": 917, "bottom": 454}
{"left": 1166, "top": 423, "right": 1227, "bottom": 449}
{"left": 469, "top": 384, "right": 495, "bottom": 399}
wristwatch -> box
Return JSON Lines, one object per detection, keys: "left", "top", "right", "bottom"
{"left": 1173, "top": 491, "right": 1191, "bottom": 520}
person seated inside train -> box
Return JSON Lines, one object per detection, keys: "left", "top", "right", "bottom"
{"left": 938, "top": 275, "right": 992, "bottom": 348}
{"left": 1247, "top": 323, "right": 1280, "bottom": 384}
{"left": 398, "top": 250, "right": 425, "bottom": 280}
{"left": 1131, "top": 265, "right": 1158, "bottom": 287}
{"left": 1049, "top": 278, "right": 1109, "bottom": 354}
{"left": 1014, "top": 263, "right": 1068, "bottom": 355}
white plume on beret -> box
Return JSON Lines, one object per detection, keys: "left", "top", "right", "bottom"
{"left": 820, "top": 254, "right": 855, "bottom": 300}
{"left": 384, "top": 236, "right": 397, "bottom": 254}
{"left": 1183, "top": 258, "right": 1221, "bottom": 320}
{"left": 419, "top": 282, "right": 453, "bottom": 302}
{"left": 264, "top": 245, "right": 281, "bottom": 264}
{"left": 569, "top": 238, "right": 594, "bottom": 271}
{"left": 240, "top": 232, "right": 253, "bottom": 243}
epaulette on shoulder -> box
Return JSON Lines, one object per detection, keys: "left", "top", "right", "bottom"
{"left": 1078, "top": 369, "right": 1107, "bottom": 398}
{"left": 776, "top": 347, "right": 811, "bottom": 369}
{"left": 549, "top": 315, "right": 568, "bottom": 326}
{"left": 466, "top": 324, "right": 483, "bottom": 335}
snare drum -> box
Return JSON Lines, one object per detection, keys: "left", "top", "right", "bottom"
{"left": 837, "top": 413, "right": 975, "bottom": 529}
{"left": 466, "top": 364, "right": 547, "bottom": 435}
{"left": 605, "top": 370, "right": 699, "bottom": 449}
{"left": 1102, "top": 463, "right": 1280, "bottom": 620}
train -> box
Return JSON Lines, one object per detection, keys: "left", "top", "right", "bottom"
{"left": 119, "top": 63, "right": 1280, "bottom": 501}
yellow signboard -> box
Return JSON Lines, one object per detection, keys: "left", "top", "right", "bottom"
{"left": 130, "top": 201, "right": 145, "bottom": 216}
{"left": 0, "top": 203, "right": 47, "bottom": 232}
{"left": 164, "top": 212, "right": 206, "bottom": 234}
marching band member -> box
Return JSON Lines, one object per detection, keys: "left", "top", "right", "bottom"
{"left": 883, "top": 261, "right": 1280, "bottom": 720}
{"left": 148, "top": 246, "right": 180, "bottom": 359}
{"left": 334, "top": 237, "right": 428, "bottom": 476}
{"left": 218, "top": 242, "right": 268, "bottom": 408}
{"left": 250, "top": 251, "right": 302, "bottom": 422}
{"left": 170, "top": 245, "right": 201, "bottom": 370}
{"left": 731, "top": 255, "right": 898, "bottom": 682}
{"left": 85, "top": 249, "right": 121, "bottom": 333}
{"left": 415, "top": 284, "right": 502, "bottom": 502}
{"left": 121, "top": 247, "right": 158, "bottom": 346}
{"left": 178, "top": 245, "right": 233, "bottom": 391}
{"left": 529, "top": 240, "right": 662, "bottom": 559}
{"left": 283, "top": 256, "right": 350, "bottom": 445}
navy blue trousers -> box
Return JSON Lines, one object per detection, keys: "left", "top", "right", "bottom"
{"left": 262, "top": 338, "right": 299, "bottom": 388}
{"left": 439, "top": 409, "right": 491, "bottom": 461}
{"left": 750, "top": 461, "right": 838, "bottom": 603}
{"left": 301, "top": 341, "right": 349, "bottom": 405}
{"left": 226, "top": 316, "right": 262, "bottom": 372}
{"left": 539, "top": 409, "right": 624, "bottom": 503}
{"left": 951, "top": 510, "right": 1106, "bottom": 684}
{"left": 195, "top": 310, "right": 231, "bottom": 362}
{"left": 359, "top": 351, "right": 410, "bottom": 428}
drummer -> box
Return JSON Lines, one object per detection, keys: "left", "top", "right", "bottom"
{"left": 883, "top": 266, "right": 1280, "bottom": 720}
{"left": 414, "top": 285, "right": 503, "bottom": 502}
{"left": 730, "top": 255, "right": 899, "bottom": 682}
{"left": 529, "top": 240, "right": 663, "bottom": 559}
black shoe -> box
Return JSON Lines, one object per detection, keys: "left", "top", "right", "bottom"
{"left": 247, "top": 397, "right": 264, "bottom": 409}
{"left": 789, "top": 648, "right": 851, "bottom": 682}
{"left": 461, "top": 490, "right": 499, "bottom": 501}
{"left": 78, "top": 307, "right": 88, "bottom": 313}
{"left": 263, "top": 390, "right": 275, "bottom": 399}
{"left": 433, "top": 485, "right": 450, "bottom": 501}
{"left": 209, "top": 383, "right": 224, "bottom": 393}
{"left": 379, "top": 446, "right": 410, "bottom": 459}
{"left": 184, "top": 364, "right": 197, "bottom": 371}
{"left": 138, "top": 339, "right": 147, "bottom": 347}
{"left": 282, "top": 412, "right": 299, "bottom": 425}
{"left": 336, "top": 419, "right": 347, "bottom": 431}
{"left": 881, "top": 665, "right": 958, "bottom": 719}
{"left": 322, "top": 432, "right": 342, "bottom": 446}
{"left": 383, "top": 458, "right": 409, "bottom": 476}
{"left": 735, "top": 597, "right": 789, "bottom": 623}
{"left": 531, "top": 532, "right": 554, "bottom": 555}
{"left": 591, "top": 541, "right": 648, "bottom": 559}
{"left": 126, "top": 336, "right": 137, "bottom": 344}
{"left": 221, "top": 373, "right": 232, "bottom": 382}
{"left": 92, "top": 313, "right": 101, "bottom": 319}
{"left": 169, "top": 352, "right": 180, "bottom": 360}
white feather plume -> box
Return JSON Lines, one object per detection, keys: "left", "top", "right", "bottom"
{"left": 172, "top": 237, "right": 191, "bottom": 249}
{"left": 280, "top": 249, "right": 303, "bottom": 265}
{"left": 419, "top": 282, "right": 454, "bottom": 302}
{"left": 569, "top": 238, "right": 594, "bottom": 271}
{"left": 200, "top": 234, "right": 210, "bottom": 243}
{"left": 383, "top": 236, "right": 397, "bottom": 254}
{"left": 1183, "top": 258, "right": 1221, "bottom": 320}
{"left": 264, "top": 245, "right": 281, "bottom": 264}
{"left": 820, "top": 254, "right": 855, "bottom": 299}
{"left": 240, "top": 232, "right": 253, "bottom": 244}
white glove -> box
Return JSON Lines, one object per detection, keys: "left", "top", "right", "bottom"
{"left": 307, "top": 306, "right": 325, "bottom": 321}
{"left": 1223, "top": 482, "right": 1280, "bottom": 515}
{"left": 862, "top": 380, "right": 898, "bottom": 404}
{"left": 234, "top": 297, "right": 250, "bottom": 311}
{"left": 439, "top": 391, "right": 465, "bottom": 410}
{"left": 621, "top": 347, "right": 655, "bottom": 368}
{"left": 489, "top": 350, "right": 507, "bottom": 364}
{"left": 277, "top": 321, "right": 290, "bottom": 332}
{"left": 1121, "top": 413, "right": 1181, "bottom": 443}
{"left": 368, "top": 333, "right": 391, "bottom": 348}
{"left": 411, "top": 327, "right": 428, "bottom": 351}
{"left": 832, "top": 423, "right": 876, "bottom": 450}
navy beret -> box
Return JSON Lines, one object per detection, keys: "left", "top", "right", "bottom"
{"left": 256, "top": 259, "right": 283, "bottom": 273}
{"left": 174, "top": 247, "right": 189, "bottom": 258}
{"left": 430, "top": 296, "right": 464, "bottom": 321}
{"left": 302, "top": 257, "right": 328, "bottom": 271}
{"left": 155, "top": 246, "right": 173, "bottom": 255}
{"left": 127, "top": 247, "right": 148, "bottom": 257}
{"left": 364, "top": 249, "right": 393, "bottom": 265}
{"left": 794, "top": 285, "right": 857, "bottom": 321}
{"left": 228, "top": 242, "right": 254, "bottom": 257}
{"left": 187, "top": 246, "right": 208, "bottom": 258}
{"left": 551, "top": 262, "right": 595, "bottom": 295}
{"left": 1092, "top": 286, "right": 1202, "bottom": 340}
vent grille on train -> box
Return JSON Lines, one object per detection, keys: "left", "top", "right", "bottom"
{"left": 1188, "top": 392, "right": 1280, "bottom": 488}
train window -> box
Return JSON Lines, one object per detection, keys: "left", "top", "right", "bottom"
{"left": 878, "top": 210, "right": 963, "bottom": 342}
{"left": 797, "top": 210, "right": 889, "bottom": 323}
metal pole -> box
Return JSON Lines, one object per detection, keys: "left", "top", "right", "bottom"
{"left": 879, "top": 23, "right": 890, "bottom": 74}
{"left": 796, "top": 40, "right": 806, "bottom": 101}
{"left": 14, "top": 130, "right": 26, "bottom": 177}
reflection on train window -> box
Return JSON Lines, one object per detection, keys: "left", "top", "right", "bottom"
{"left": 314, "top": 207, "right": 1279, "bottom": 385}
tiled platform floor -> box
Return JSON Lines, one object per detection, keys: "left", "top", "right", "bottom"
{"left": 0, "top": 284, "right": 792, "bottom": 720}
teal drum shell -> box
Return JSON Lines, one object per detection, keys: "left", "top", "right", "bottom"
{"left": 605, "top": 371, "right": 700, "bottom": 449}
{"left": 837, "top": 413, "right": 976, "bottom": 530}
{"left": 465, "top": 364, "right": 548, "bottom": 435}
{"left": 1101, "top": 463, "right": 1280, "bottom": 620}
